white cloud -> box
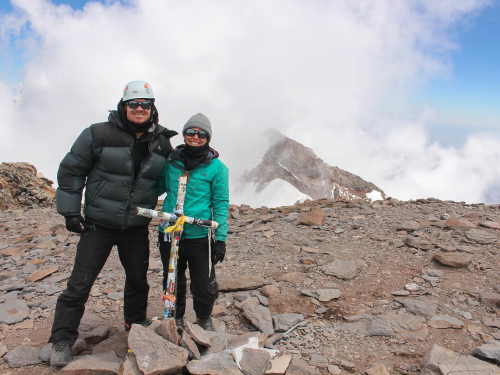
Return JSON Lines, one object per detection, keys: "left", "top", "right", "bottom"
{"left": 0, "top": 0, "right": 498, "bottom": 203}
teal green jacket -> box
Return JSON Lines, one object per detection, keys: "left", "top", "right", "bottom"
{"left": 157, "top": 146, "right": 229, "bottom": 241}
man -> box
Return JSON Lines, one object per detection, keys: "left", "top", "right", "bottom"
{"left": 49, "top": 81, "right": 177, "bottom": 366}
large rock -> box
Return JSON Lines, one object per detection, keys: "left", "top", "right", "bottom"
{"left": 59, "top": 351, "right": 121, "bottom": 375}
{"left": 156, "top": 318, "right": 180, "bottom": 345}
{"left": 472, "top": 342, "right": 500, "bottom": 363}
{"left": 3, "top": 345, "right": 41, "bottom": 368}
{"left": 28, "top": 265, "right": 58, "bottom": 282}
{"left": 420, "top": 344, "right": 457, "bottom": 375}
{"left": 300, "top": 289, "right": 340, "bottom": 302}
{"left": 420, "top": 343, "right": 500, "bottom": 375}
{"left": 300, "top": 209, "right": 326, "bottom": 226}
{"left": 479, "top": 221, "right": 500, "bottom": 230}
{"left": 341, "top": 313, "right": 428, "bottom": 341}
{"left": 273, "top": 313, "right": 303, "bottom": 331}
{"left": 266, "top": 354, "right": 292, "bottom": 374}
{"left": 428, "top": 315, "right": 464, "bottom": 329}
{"left": 219, "top": 276, "right": 269, "bottom": 291}
{"left": 123, "top": 352, "right": 141, "bottom": 375}
{"left": 239, "top": 348, "right": 271, "bottom": 375}
{"left": 185, "top": 320, "right": 212, "bottom": 347}
{"left": 285, "top": 357, "right": 321, "bottom": 375}
{"left": 92, "top": 331, "right": 129, "bottom": 358}
{"left": 433, "top": 252, "right": 473, "bottom": 268}
{"left": 323, "top": 260, "right": 359, "bottom": 280}
{"left": 366, "top": 364, "right": 390, "bottom": 375}
{"left": 394, "top": 298, "right": 438, "bottom": 317}
{"left": 446, "top": 218, "right": 477, "bottom": 231}
{"left": 277, "top": 272, "right": 305, "bottom": 283}
{"left": 403, "top": 236, "right": 432, "bottom": 250}
{"left": 396, "top": 221, "right": 421, "bottom": 232}
{"left": 439, "top": 355, "right": 500, "bottom": 374}
{"left": 480, "top": 292, "right": 500, "bottom": 307}
{"left": 261, "top": 285, "right": 280, "bottom": 299}
{"left": 465, "top": 229, "right": 498, "bottom": 244}
{"left": 0, "top": 299, "right": 30, "bottom": 325}
{"left": 180, "top": 330, "right": 201, "bottom": 360}
{"left": 187, "top": 350, "right": 244, "bottom": 374}
{"left": 128, "top": 324, "right": 188, "bottom": 375}
{"left": 241, "top": 303, "right": 274, "bottom": 335}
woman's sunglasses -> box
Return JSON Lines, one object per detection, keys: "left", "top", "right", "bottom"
{"left": 185, "top": 129, "right": 208, "bottom": 139}
{"left": 126, "top": 100, "right": 152, "bottom": 110}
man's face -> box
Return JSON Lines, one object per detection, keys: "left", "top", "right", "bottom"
{"left": 125, "top": 99, "right": 151, "bottom": 125}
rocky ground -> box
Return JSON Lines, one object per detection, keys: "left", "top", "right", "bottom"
{"left": 0, "top": 197, "right": 499, "bottom": 374}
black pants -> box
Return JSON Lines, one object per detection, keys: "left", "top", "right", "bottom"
{"left": 49, "top": 225, "right": 150, "bottom": 345}
{"left": 159, "top": 232, "right": 218, "bottom": 320}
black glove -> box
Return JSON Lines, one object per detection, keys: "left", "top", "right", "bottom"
{"left": 65, "top": 215, "right": 92, "bottom": 233}
{"left": 212, "top": 241, "right": 226, "bottom": 264}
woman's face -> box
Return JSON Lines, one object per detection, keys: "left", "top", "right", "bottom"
{"left": 184, "top": 127, "right": 208, "bottom": 146}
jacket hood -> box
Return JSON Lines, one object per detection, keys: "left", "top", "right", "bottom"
{"left": 108, "top": 110, "right": 178, "bottom": 139}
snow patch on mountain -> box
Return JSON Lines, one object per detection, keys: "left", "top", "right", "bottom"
{"left": 366, "top": 190, "right": 384, "bottom": 202}
{"left": 232, "top": 178, "right": 311, "bottom": 208}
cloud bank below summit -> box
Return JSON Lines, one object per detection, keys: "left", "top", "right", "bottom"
{"left": 1, "top": 0, "right": 499, "bottom": 204}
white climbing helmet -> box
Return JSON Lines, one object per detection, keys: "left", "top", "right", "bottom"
{"left": 122, "top": 80, "right": 155, "bottom": 101}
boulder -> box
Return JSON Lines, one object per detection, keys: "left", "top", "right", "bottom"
{"left": 219, "top": 276, "right": 269, "bottom": 291}
{"left": 0, "top": 299, "right": 30, "bottom": 325}
{"left": 433, "top": 252, "right": 473, "bottom": 268}
{"left": 239, "top": 348, "right": 271, "bottom": 375}
{"left": 92, "top": 331, "right": 129, "bottom": 358}
{"left": 187, "top": 350, "right": 244, "bottom": 374}
{"left": 285, "top": 357, "right": 321, "bottom": 375}
{"left": 428, "top": 315, "right": 464, "bottom": 329}
{"left": 394, "top": 298, "right": 438, "bottom": 317}
{"left": 242, "top": 303, "right": 274, "bottom": 335}
{"left": 300, "top": 209, "right": 326, "bottom": 226}
{"left": 156, "top": 318, "right": 180, "bottom": 345}
{"left": 3, "top": 345, "right": 41, "bottom": 368}
{"left": 185, "top": 320, "right": 212, "bottom": 347}
{"left": 266, "top": 354, "right": 292, "bottom": 374}
{"left": 446, "top": 218, "right": 477, "bottom": 231}
{"left": 472, "top": 342, "right": 500, "bottom": 363}
{"left": 59, "top": 350, "right": 120, "bottom": 375}
{"left": 323, "top": 260, "right": 359, "bottom": 280}
{"left": 273, "top": 313, "right": 303, "bottom": 331}
{"left": 128, "top": 324, "right": 188, "bottom": 375}
{"left": 300, "top": 288, "right": 341, "bottom": 302}
{"left": 396, "top": 221, "right": 421, "bottom": 232}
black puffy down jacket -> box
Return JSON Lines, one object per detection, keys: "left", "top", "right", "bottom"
{"left": 56, "top": 110, "right": 177, "bottom": 229}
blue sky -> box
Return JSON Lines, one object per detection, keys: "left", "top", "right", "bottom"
{"left": 417, "top": 2, "right": 500, "bottom": 145}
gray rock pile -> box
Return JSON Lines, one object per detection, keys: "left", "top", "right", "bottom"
{"left": 0, "top": 162, "right": 55, "bottom": 211}
{"left": 0, "top": 195, "right": 500, "bottom": 374}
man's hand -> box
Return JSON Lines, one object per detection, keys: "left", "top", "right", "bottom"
{"left": 65, "top": 215, "right": 92, "bottom": 233}
{"left": 212, "top": 241, "right": 226, "bottom": 264}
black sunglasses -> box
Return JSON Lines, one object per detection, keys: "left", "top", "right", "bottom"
{"left": 185, "top": 129, "right": 208, "bottom": 139}
{"left": 126, "top": 100, "right": 152, "bottom": 110}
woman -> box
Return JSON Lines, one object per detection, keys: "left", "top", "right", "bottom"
{"left": 157, "top": 113, "right": 229, "bottom": 331}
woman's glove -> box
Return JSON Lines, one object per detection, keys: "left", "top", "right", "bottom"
{"left": 212, "top": 241, "right": 226, "bottom": 264}
{"left": 65, "top": 215, "right": 92, "bottom": 233}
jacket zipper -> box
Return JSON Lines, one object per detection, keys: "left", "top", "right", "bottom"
{"left": 123, "top": 135, "right": 156, "bottom": 228}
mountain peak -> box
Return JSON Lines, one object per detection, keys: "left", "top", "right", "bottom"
{"left": 241, "top": 131, "right": 384, "bottom": 204}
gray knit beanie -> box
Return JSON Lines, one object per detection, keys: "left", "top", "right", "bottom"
{"left": 182, "top": 113, "right": 212, "bottom": 142}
